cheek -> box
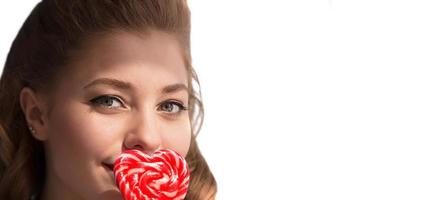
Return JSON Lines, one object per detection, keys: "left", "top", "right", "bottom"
{"left": 162, "top": 118, "right": 192, "bottom": 157}
{"left": 46, "top": 102, "right": 192, "bottom": 161}
{"left": 46, "top": 105, "right": 120, "bottom": 162}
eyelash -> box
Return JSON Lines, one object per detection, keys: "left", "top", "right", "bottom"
{"left": 89, "top": 95, "right": 188, "bottom": 115}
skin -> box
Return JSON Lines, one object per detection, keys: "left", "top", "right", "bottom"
{"left": 19, "top": 30, "right": 192, "bottom": 200}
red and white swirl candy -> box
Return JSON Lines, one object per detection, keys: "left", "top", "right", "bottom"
{"left": 113, "top": 149, "right": 190, "bottom": 200}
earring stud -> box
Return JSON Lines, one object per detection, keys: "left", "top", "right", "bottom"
{"left": 28, "top": 125, "right": 36, "bottom": 134}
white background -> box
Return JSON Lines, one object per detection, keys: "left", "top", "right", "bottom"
{"left": 1, "top": 1, "right": 422, "bottom": 199}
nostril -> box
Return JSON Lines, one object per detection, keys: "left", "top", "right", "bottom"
{"left": 123, "top": 144, "right": 144, "bottom": 152}
{"left": 103, "top": 163, "right": 114, "bottom": 171}
{"left": 108, "top": 164, "right": 114, "bottom": 170}
{"left": 123, "top": 138, "right": 161, "bottom": 155}
{"left": 123, "top": 132, "right": 162, "bottom": 153}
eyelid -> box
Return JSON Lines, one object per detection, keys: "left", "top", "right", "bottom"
{"left": 171, "top": 100, "right": 188, "bottom": 110}
{"left": 161, "top": 99, "right": 188, "bottom": 108}
{"left": 89, "top": 94, "right": 127, "bottom": 109}
{"left": 157, "top": 100, "right": 189, "bottom": 114}
{"left": 89, "top": 94, "right": 188, "bottom": 114}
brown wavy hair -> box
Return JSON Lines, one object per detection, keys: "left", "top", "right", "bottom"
{"left": 0, "top": 0, "right": 217, "bottom": 199}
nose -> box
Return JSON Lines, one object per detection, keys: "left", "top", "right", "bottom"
{"left": 123, "top": 112, "right": 162, "bottom": 155}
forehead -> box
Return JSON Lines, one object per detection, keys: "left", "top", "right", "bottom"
{"left": 62, "top": 30, "right": 188, "bottom": 91}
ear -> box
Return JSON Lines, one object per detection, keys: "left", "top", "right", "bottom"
{"left": 19, "top": 87, "right": 49, "bottom": 141}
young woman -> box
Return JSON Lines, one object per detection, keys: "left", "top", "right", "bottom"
{"left": 0, "top": 0, "right": 217, "bottom": 199}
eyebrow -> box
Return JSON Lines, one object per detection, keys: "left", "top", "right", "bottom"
{"left": 83, "top": 78, "right": 188, "bottom": 94}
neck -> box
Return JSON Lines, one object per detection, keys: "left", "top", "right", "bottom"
{"left": 40, "top": 166, "right": 84, "bottom": 200}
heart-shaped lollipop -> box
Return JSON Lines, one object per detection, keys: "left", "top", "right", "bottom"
{"left": 113, "top": 149, "right": 190, "bottom": 200}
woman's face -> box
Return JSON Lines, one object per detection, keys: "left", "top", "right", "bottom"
{"left": 40, "top": 31, "right": 191, "bottom": 200}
